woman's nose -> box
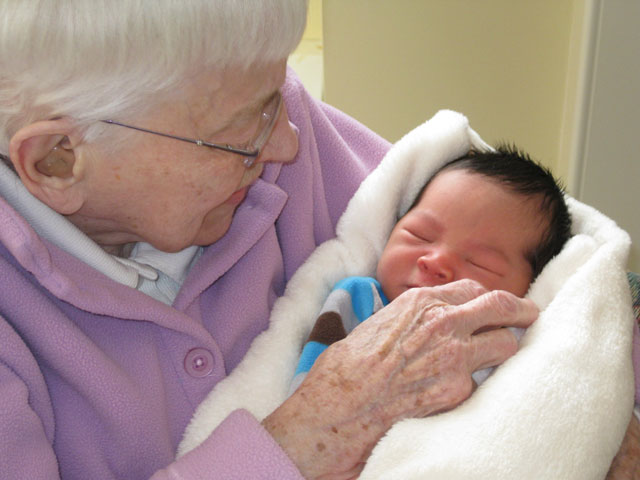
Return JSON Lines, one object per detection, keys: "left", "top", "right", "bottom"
{"left": 417, "top": 250, "right": 455, "bottom": 285}
{"left": 256, "top": 102, "right": 298, "bottom": 165}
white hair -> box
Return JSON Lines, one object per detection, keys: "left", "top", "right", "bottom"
{"left": 0, "top": 0, "right": 308, "bottom": 153}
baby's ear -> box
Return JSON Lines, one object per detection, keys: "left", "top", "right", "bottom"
{"left": 9, "top": 117, "right": 87, "bottom": 214}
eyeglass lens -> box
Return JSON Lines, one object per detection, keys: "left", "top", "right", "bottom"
{"left": 242, "top": 92, "right": 282, "bottom": 167}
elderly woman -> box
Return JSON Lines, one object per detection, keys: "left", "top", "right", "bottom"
{"left": 0, "top": 2, "right": 634, "bottom": 479}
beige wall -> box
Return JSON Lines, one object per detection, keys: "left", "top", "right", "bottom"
{"left": 303, "top": 0, "right": 323, "bottom": 40}
{"left": 289, "top": 0, "right": 324, "bottom": 99}
{"left": 322, "top": 0, "right": 580, "bottom": 183}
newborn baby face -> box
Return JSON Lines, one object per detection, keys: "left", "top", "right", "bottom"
{"left": 376, "top": 169, "right": 547, "bottom": 301}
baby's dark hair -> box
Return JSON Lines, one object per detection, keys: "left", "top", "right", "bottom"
{"left": 414, "top": 144, "right": 572, "bottom": 279}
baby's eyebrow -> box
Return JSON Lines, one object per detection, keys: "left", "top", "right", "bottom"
{"left": 412, "top": 211, "right": 443, "bottom": 233}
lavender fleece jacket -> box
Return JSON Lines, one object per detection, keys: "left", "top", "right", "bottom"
{"left": 0, "top": 70, "right": 390, "bottom": 479}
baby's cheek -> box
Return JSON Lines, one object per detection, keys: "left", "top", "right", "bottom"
{"left": 458, "top": 269, "right": 492, "bottom": 291}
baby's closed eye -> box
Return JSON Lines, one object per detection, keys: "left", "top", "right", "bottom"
{"left": 467, "top": 258, "right": 505, "bottom": 277}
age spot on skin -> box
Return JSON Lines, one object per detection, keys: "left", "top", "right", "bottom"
{"left": 317, "top": 442, "right": 326, "bottom": 452}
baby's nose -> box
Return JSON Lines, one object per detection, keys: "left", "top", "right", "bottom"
{"left": 417, "top": 251, "right": 455, "bottom": 285}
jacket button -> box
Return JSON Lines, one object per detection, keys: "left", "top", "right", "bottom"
{"left": 184, "top": 348, "right": 214, "bottom": 378}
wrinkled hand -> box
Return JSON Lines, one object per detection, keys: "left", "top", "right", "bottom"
{"left": 262, "top": 279, "right": 538, "bottom": 479}
{"left": 606, "top": 414, "right": 640, "bottom": 479}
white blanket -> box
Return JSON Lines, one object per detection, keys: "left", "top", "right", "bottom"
{"left": 178, "top": 110, "right": 635, "bottom": 479}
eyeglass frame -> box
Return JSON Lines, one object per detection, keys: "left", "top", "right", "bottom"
{"left": 101, "top": 90, "right": 282, "bottom": 168}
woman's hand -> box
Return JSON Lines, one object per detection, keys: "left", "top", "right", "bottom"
{"left": 606, "top": 413, "right": 640, "bottom": 479}
{"left": 262, "top": 279, "right": 538, "bottom": 479}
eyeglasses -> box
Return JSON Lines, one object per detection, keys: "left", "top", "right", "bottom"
{"left": 101, "top": 90, "right": 282, "bottom": 168}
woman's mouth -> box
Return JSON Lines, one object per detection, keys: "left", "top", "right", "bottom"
{"left": 226, "top": 186, "right": 249, "bottom": 206}
{"left": 226, "top": 164, "right": 263, "bottom": 206}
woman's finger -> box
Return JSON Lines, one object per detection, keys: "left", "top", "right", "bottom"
{"left": 451, "top": 289, "right": 539, "bottom": 335}
{"left": 468, "top": 327, "right": 520, "bottom": 371}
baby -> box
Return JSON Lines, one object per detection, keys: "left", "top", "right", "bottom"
{"left": 290, "top": 145, "right": 572, "bottom": 392}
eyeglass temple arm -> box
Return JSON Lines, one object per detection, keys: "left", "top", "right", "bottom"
{"left": 100, "top": 120, "right": 259, "bottom": 157}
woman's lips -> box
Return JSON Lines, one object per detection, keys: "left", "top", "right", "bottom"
{"left": 226, "top": 186, "right": 249, "bottom": 206}
{"left": 226, "top": 164, "right": 263, "bottom": 206}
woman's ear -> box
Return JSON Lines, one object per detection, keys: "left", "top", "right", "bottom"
{"left": 8, "top": 118, "right": 87, "bottom": 214}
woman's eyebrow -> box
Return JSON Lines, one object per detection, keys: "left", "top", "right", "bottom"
{"left": 210, "top": 89, "right": 278, "bottom": 135}
{"left": 241, "top": 88, "right": 280, "bottom": 117}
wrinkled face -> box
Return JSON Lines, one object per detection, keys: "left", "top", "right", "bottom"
{"left": 72, "top": 60, "right": 298, "bottom": 253}
{"left": 376, "top": 169, "right": 547, "bottom": 300}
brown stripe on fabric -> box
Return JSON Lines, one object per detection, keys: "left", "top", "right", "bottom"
{"left": 306, "top": 311, "right": 348, "bottom": 345}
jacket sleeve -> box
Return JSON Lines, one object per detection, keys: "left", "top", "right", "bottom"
{"left": 151, "top": 410, "right": 304, "bottom": 480}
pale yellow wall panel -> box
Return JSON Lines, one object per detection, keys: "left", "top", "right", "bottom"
{"left": 290, "top": 0, "right": 324, "bottom": 100}
{"left": 323, "top": 0, "right": 576, "bottom": 177}
{"left": 304, "top": 0, "right": 323, "bottom": 40}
